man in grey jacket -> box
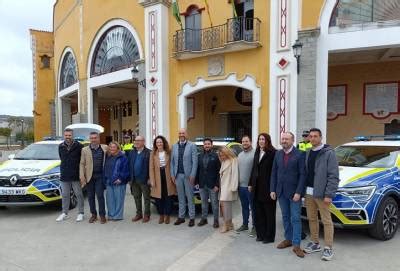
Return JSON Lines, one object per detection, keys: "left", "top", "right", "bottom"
{"left": 170, "top": 128, "right": 198, "bottom": 227}
{"left": 303, "top": 128, "right": 339, "bottom": 261}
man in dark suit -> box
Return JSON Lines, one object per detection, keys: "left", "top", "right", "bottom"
{"left": 128, "top": 135, "right": 151, "bottom": 223}
{"left": 271, "top": 132, "right": 306, "bottom": 258}
{"left": 196, "top": 138, "right": 221, "bottom": 228}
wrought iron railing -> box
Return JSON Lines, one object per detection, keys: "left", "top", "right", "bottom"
{"left": 330, "top": 0, "right": 400, "bottom": 28}
{"left": 173, "top": 17, "right": 261, "bottom": 55}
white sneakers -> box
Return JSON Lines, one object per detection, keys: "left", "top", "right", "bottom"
{"left": 56, "top": 213, "right": 84, "bottom": 222}
{"left": 56, "top": 213, "right": 68, "bottom": 222}
{"left": 76, "top": 213, "right": 84, "bottom": 222}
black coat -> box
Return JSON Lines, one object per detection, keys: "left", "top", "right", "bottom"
{"left": 195, "top": 151, "right": 221, "bottom": 189}
{"left": 58, "top": 141, "right": 83, "bottom": 182}
{"left": 249, "top": 148, "right": 276, "bottom": 202}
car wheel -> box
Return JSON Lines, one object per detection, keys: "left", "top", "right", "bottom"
{"left": 69, "top": 189, "right": 77, "bottom": 210}
{"left": 369, "top": 197, "right": 398, "bottom": 240}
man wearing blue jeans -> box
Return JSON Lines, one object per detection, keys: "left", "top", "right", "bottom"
{"left": 196, "top": 138, "right": 221, "bottom": 228}
{"left": 271, "top": 132, "right": 306, "bottom": 258}
{"left": 170, "top": 129, "right": 198, "bottom": 227}
{"left": 236, "top": 135, "right": 256, "bottom": 236}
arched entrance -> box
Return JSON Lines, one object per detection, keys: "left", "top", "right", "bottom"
{"left": 87, "top": 19, "right": 144, "bottom": 144}
{"left": 317, "top": 0, "right": 400, "bottom": 145}
{"left": 178, "top": 73, "right": 261, "bottom": 144}
{"left": 57, "top": 48, "right": 79, "bottom": 135}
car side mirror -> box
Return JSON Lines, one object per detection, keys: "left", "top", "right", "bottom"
{"left": 8, "top": 154, "right": 15, "bottom": 160}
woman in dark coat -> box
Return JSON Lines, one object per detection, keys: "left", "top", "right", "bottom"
{"left": 249, "top": 133, "right": 277, "bottom": 243}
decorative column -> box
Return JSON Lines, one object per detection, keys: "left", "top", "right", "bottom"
{"left": 269, "top": 0, "right": 299, "bottom": 146}
{"left": 140, "top": 0, "right": 170, "bottom": 146}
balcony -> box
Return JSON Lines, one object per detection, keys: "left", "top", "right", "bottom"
{"left": 173, "top": 17, "right": 261, "bottom": 60}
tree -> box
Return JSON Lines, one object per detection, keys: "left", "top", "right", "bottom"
{"left": 0, "top": 127, "right": 12, "bottom": 148}
{"left": 15, "top": 131, "right": 34, "bottom": 144}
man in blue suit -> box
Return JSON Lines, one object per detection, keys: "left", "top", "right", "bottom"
{"left": 170, "top": 128, "right": 198, "bottom": 227}
{"left": 271, "top": 132, "right": 306, "bottom": 258}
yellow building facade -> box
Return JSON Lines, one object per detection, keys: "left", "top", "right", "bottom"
{"left": 32, "top": 0, "right": 400, "bottom": 146}
{"left": 30, "top": 30, "right": 55, "bottom": 141}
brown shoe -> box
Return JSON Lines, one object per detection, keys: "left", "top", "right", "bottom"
{"left": 174, "top": 218, "right": 185, "bottom": 225}
{"left": 100, "top": 216, "right": 107, "bottom": 224}
{"left": 132, "top": 215, "right": 143, "bottom": 222}
{"left": 159, "top": 215, "right": 164, "bottom": 224}
{"left": 143, "top": 215, "right": 150, "bottom": 223}
{"left": 89, "top": 215, "right": 97, "bottom": 223}
{"left": 293, "top": 246, "right": 305, "bottom": 258}
{"left": 164, "top": 216, "right": 170, "bottom": 224}
{"left": 277, "top": 240, "right": 292, "bottom": 249}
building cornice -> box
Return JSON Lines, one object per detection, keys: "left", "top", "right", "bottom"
{"left": 138, "top": 0, "right": 171, "bottom": 8}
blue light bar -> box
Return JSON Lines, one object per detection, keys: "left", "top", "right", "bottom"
{"left": 354, "top": 135, "right": 400, "bottom": 141}
{"left": 195, "top": 137, "right": 235, "bottom": 142}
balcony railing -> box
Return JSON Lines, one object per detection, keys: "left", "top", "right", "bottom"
{"left": 173, "top": 17, "right": 261, "bottom": 59}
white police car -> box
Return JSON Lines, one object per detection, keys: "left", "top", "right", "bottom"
{"left": 0, "top": 123, "right": 103, "bottom": 208}
{"left": 302, "top": 135, "right": 400, "bottom": 240}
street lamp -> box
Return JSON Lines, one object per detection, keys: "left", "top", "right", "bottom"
{"left": 131, "top": 65, "right": 146, "bottom": 88}
{"left": 292, "top": 39, "right": 303, "bottom": 74}
{"left": 20, "top": 119, "right": 24, "bottom": 147}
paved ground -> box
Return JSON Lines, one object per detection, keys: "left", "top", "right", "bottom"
{"left": 1, "top": 193, "right": 399, "bottom": 271}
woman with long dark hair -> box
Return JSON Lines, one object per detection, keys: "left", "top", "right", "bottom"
{"left": 249, "top": 133, "right": 277, "bottom": 243}
{"left": 149, "top": 135, "right": 176, "bottom": 224}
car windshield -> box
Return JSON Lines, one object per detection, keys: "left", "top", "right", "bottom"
{"left": 335, "top": 145, "right": 400, "bottom": 168}
{"left": 14, "top": 144, "right": 59, "bottom": 160}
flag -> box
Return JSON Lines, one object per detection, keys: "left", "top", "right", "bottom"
{"left": 231, "top": 0, "right": 237, "bottom": 18}
{"left": 204, "top": 0, "right": 213, "bottom": 27}
{"left": 172, "top": 0, "right": 183, "bottom": 29}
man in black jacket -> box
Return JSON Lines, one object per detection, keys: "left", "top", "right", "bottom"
{"left": 196, "top": 138, "right": 221, "bottom": 228}
{"left": 56, "top": 128, "right": 84, "bottom": 222}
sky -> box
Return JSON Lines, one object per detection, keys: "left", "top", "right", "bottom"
{"left": 0, "top": 0, "right": 55, "bottom": 117}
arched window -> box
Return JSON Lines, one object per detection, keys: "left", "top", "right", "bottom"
{"left": 91, "top": 26, "right": 140, "bottom": 77}
{"left": 330, "top": 0, "right": 400, "bottom": 27}
{"left": 59, "top": 52, "right": 78, "bottom": 90}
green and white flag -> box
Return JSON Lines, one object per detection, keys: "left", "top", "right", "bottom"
{"left": 172, "top": 0, "right": 183, "bottom": 29}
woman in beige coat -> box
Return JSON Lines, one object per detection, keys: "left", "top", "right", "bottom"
{"left": 219, "top": 146, "right": 239, "bottom": 233}
{"left": 149, "top": 135, "right": 176, "bottom": 224}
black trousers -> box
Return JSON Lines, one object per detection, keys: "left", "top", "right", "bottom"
{"left": 255, "top": 200, "right": 276, "bottom": 242}
{"left": 87, "top": 176, "right": 106, "bottom": 217}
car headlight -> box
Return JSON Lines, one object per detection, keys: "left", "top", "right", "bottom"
{"left": 337, "top": 185, "right": 376, "bottom": 201}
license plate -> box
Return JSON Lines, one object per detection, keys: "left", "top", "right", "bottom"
{"left": 0, "top": 188, "right": 26, "bottom": 195}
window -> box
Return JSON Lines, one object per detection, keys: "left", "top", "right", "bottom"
{"left": 91, "top": 26, "right": 140, "bottom": 77}
{"left": 127, "top": 101, "right": 132, "bottom": 116}
{"left": 335, "top": 145, "right": 400, "bottom": 168}
{"left": 59, "top": 52, "right": 78, "bottom": 90}
{"left": 40, "top": 55, "right": 50, "bottom": 69}
{"left": 330, "top": 0, "right": 400, "bottom": 27}
{"left": 185, "top": 6, "right": 202, "bottom": 51}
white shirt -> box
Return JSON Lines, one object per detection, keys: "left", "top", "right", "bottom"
{"left": 312, "top": 144, "right": 324, "bottom": 151}
{"left": 259, "top": 150, "right": 265, "bottom": 162}
{"left": 159, "top": 151, "right": 166, "bottom": 167}
{"left": 283, "top": 146, "right": 294, "bottom": 154}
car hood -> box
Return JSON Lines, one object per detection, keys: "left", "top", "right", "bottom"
{"left": 0, "top": 159, "right": 60, "bottom": 177}
{"left": 339, "top": 166, "right": 390, "bottom": 188}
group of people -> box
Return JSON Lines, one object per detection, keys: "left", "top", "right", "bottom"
{"left": 56, "top": 127, "right": 339, "bottom": 261}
